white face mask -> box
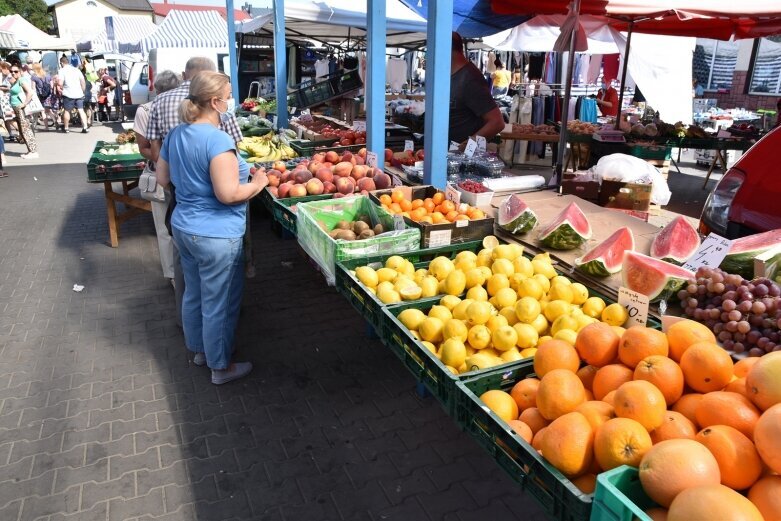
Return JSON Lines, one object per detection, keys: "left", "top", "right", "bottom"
{"left": 217, "top": 97, "right": 235, "bottom": 122}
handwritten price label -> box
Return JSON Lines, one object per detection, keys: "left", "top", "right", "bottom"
{"left": 464, "top": 138, "right": 478, "bottom": 158}
{"left": 353, "top": 120, "right": 366, "bottom": 132}
{"left": 449, "top": 140, "right": 460, "bottom": 151}
{"left": 366, "top": 151, "right": 378, "bottom": 168}
{"left": 476, "top": 136, "right": 487, "bottom": 154}
{"left": 682, "top": 233, "right": 733, "bottom": 273}
{"left": 445, "top": 184, "right": 461, "bottom": 205}
{"left": 618, "top": 286, "right": 650, "bottom": 328}
{"left": 404, "top": 140, "right": 414, "bottom": 152}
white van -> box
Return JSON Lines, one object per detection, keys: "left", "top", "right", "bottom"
{"left": 145, "top": 47, "right": 231, "bottom": 97}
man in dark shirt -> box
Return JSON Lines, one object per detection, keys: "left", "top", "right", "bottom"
{"left": 449, "top": 32, "right": 505, "bottom": 144}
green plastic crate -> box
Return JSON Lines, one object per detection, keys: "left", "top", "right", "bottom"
{"left": 591, "top": 466, "right": 654, "bottom": 521}
{"left": 627, "top": 144, "right": 672, "bottom": 161}
{"left": 456, "top": 364, "right": 593, "bottom": 521}
{"left": 271, "top": 194, "right": 333, "bottom": 236}
{"left": 290, "top": 140, "right": 365, "bottom": 157}
{"left": 259, "top": 187, "right": 275, "bottom": 213}
{"left": 90, "top": 140, "right": 143, "bottom": 162}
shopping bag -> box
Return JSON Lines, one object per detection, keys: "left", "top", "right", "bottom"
{"left": 25, "top": 93, "right": 43, "bottom": 114}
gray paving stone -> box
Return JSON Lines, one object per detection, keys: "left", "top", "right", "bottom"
{"left": 108, "top": 487, "right": 165, "bottom": 521}
{"left": 81, "top": 472, "right": 136, "bottom": 511}
{"left": 109, "top": 446, "right": 160, "bottom": 480}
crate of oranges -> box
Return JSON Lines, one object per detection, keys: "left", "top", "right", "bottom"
{"left": 370, "top": 186, "right": 495, "bottom": 248}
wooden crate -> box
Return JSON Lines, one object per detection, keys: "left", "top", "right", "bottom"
{"left": 646, "top": 158, "right": 670, "bottom": 179}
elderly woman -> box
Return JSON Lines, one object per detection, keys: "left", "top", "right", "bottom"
{"left": 133, "top": 70, "right": 181, "bottom": 284}
{"left": 155, "top": 71, "right": 267, "bottom": 385}
{"left": 8, "top": 63, "right": 38, "bottom": 159}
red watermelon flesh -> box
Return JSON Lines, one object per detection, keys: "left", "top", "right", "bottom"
{"left": 650, "top": 216, "right": 701, "bottom": 265}
{"left": 538, "top": 202, "right": 593, "bottom": 250}
{"left": 575, "top": 227, "right": 635, "bottom": 276}
{"left": 622, "top": 251, "right": 695, "bottom": 302}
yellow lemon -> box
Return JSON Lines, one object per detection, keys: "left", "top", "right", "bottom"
{"left": 455, "top": 258, "right": 477, "bottom": 273}
{"left": 414, "top": 268, "right": 429, "bottom": 284}
{"left": 465, "top": 301, "right": 492, "bottom": 326}
{"left": 478, "top": 266, "right": 493, "bottom": 282}
{"left": 581, "top": 296, "right": 606, "bottom": 318}
{"left": 465, "top": 345, "right": 476, "bottom": 357}
{"left": 499, "top": 306, "right": 519, "bottom": 326}
{"left": 570, "top": 283, "right": 589, "bottom": 305}
{"left": 466, "top": 286, "right": 489, "bottom": 302}
{"left": 443, "top": 318, "right": 469, "bottom": 342}
{"left": 428, "top": 305, "right": 452, "bottom": 322}
{"left": 554, "top": 329, "right": 578, "bottom": 346}
{"left": 491, "top": 258, "right": 515, "bottom": 277}
{"left": 444, "top": 270, "right": 466, "bottom": 296}
{"left": 393, "top": 276, "right": 417, "bottom": 293}
{"left": 611, "top": 326, "right": 626, "bottom": 338}
{"left": 487, "top": 274, "right": 510, "bottom": 296}
{"left": 398, "top": 260, "right": 415, "bottom": 278}
{"left": 467, "top": 324, "right": 492, "bottom": 349}
{"left": 543, "top": 299, "right": 571, "bottom": 323}
{"left": 533, "top": 274, "right": 551, "bottom": 293}
{"left": 476, "top": 249, "right": 494, "bottom": 268}
{"left": 492, "top": 244, "right": 516, "bottom": 261}
{"left": 418, "top": 317, "right": 444, "bottom": 343}
{"left": 376, "top": 267, "right": 398, "bottom": 283}
{"left": 486, "top": 314, "right": 509, "bottom": 333}
{"left": 532, "top": 252, "right": 553, "bottom": 263}
{"left": 419, "top": 276, "right": 439, "bottom": 298}
{"left": 465, "top": 268, "right": 486, "bottom": 289}
{"left": 512, "top": 256, "right": 534, "bottom": 278}
{"left": 492, "top": 325, "right": 518, "bottom": 352}
{"left": 410, "top": 331, "right": 421, "bottom": 340}
{"left": 439, "top": 295, "right": 462, "bottom": 310}
{"left": 550, "top": 275, "right": 571, "bottom": 287}
{"left": 420, "top": 341, "right": 437, "bottom": 355}
{"left": 547, "top": 283, "right": 574, "bottom": 304}
{"left": 355, "top": 266, "right": 379, "bottom": 288}
{"left": 520, "top": 347, "right": 538, "bottom": 358}
{"left": 366, "top": 287, "right": 376, "bottom": 295}
{"left": 538, "top": 335, "right": 552, "bottom": 345}
{"left": 517, "top": 278, "right": 543, "bottom": 300}
{"left": 398, "top": 308, "right": 426, "bottom": 330}
{"left": 550, "top": 314, "right": 579, "bottom": 337}
{"left": 481, "top": 348, "right": 501, "bottom": 358}
{"left": 532, "top": 259, "right": 557, "bottom": 279}
{"left": 530, "top": 313, "right": 549, "bottom": 335}
{"left": 377, "top": 281, "right": 394, "bottom": 294}
{"left": 440, "top": 338, "right": 467, "bottom": 368}
{"left": 399, "top": 285, "right": 423, "bottom": 301}
{"left": 377, "top": 288, "right": 401, "bottom": 304}
{"left": 385, "top": 255, "right": 406, "bottom": 271}
{"left": 507, "top": 243, "right": 524, "bottom": 260}
{"left": 444, "top": 365, "right": 459, "bottom": 375}
{"left": 428, "top": 256, "right": 455, "bottom": 281}
{"left": 508, "top": 273, "right": 528, "bottom": 293}
{"left": 515, "top": 296, "right": 542, "bottom": 323}
{"left": 466, "top": 353, "right": 501, "bottom": 371}
{"left": 575, "top": 314, "right": 597, "bottom": 331}
{"left": 601, "top": 303, "right": 628, "bottom": 327}
{"left": 493, "top": 287, "right": 518, "bottom": 309}
{"left": 482, "top": 235, "right": 500, "bottom": 250}
{"left": 500, "top": 348, "right": 523, "bottom": 363}
{"left": 452, "top": 299, "right": 475, "bottom": 320}
{"left": 513, "top": 322, "right": 539, "bottom": 349}
{"left": 455, "top": 250, "right": 478, "bottom": 265}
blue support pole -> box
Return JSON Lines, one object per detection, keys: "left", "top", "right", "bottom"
{"left": 225, "top": 0, "right": 239, "bottom": 103}
{"left": 273, "top": 0, "right": 288, "bottom": 128}
{"left": 423, "top": 0, "right": 452, "bottom": 188}
{"left": 366, "top": 0, "right": 386, "bottom": 169}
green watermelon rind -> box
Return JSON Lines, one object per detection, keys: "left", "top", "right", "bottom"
{"left": 499, "top": 209, "right": 538, "bottom": 235}
{"left": 720, "top": 249, "right": 771, "bottom": 279}
{"left": 540, "top": 222, "right": 588, "bottom": 250}
{"left": 622, "top": 252, "right": 694, "bottom": 303}
{"left": 575, "top": 259, "right": 612, "bottom": 277}
{"left": 652, "top": 276, "right": 689, "bottom": 303}
{"left": 662, "top": 257, "right": 685, "bottom": 266}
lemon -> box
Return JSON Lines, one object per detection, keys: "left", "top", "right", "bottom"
{"left": 421, "top": 341, "right": 437, "bottom": 355}
{"left": 513, "top": 322, "right": 539, "bottom": 349}
{"left": 414, "top": 268, "right": 429, "bottom": 284}
{"left": 611, "top": 326, "right": 626, "bottom": 338}
{"left": 512, "top": 256, "right": 534, "bottom": 278}
{"left": 440, "top": 338, "right": 467, "bottom": 368}
{"left": 419, "top": 276, "right": 439, "bottom": 298}
{"left": 444, "top": 365, "right": 459, "bottom": 375}
{"left": 551, "top": 275, "right": 572, "bottom": 286}
{"left": 399, "top": 285, "right": 422, "bottom": 300}
{"left": 377, "top": 288, "right": 401, "bottom": 304}
{"left": 355, "top": 266, "right": 379, "bottom": 288}
{"left": 500, "top": 348, "right": 523, "bottom": 363}
{"left": 465, "top": 268, "right": 486, "bottom": 289}
{"left": 554, "top": 329, "right": 578, "bottom": 346}
{"left": 467, "top": 324, "right": 492, "bottom": 349}
{"left": 515, "top": 296, "right": 542, "bottom": 323}
{"left": 455, "top": 250, "right": 478, "bottom": 265}
{"left": 398, "top": 308, "right": 426, "bottom": 330}
{"left": 517, "top": 278, "right": 543, "bottom": 300}
{"left": 476, "top": 249, "right": 494, "bottom": 268}
{"left": 486, "top": 274, "right": 510, "bottom": 297}
{"left": 393, "top": 276, "right": 417, "bottom": 293}
{"left": 492, "top": 325, "right": 518, "bottom": 352}
{"left": 530, "top": 313, "right": 549, "bottom": 335}
{"left": 533, "top": 274, "right": 551, "bottom": 293}
{"left": 507, "top": 243, "right": 524, "bottom": 260}
{"left": 482, "top": 235, "right": 500, "bottom": 250}
{"left": 486, "top": 314, "right": 509, "bottom": 333}
{"left": 439, "top": 295, "right": 462, "bottom": 310}
{"left": 481, "top": 348, "right": 501, "bottom": 358}
{"left": 466, "top": 301, "right": 492, "bottom": 326}
{"left": 547, "top": 283, "right": 574, "bottom": 304}
{"left": 366, "top": 287, "right": 376, "bottom": 295}
{"left": 493, "top": 287, "right": 518, "bottom": 309}
{"left": 550, "top": 314, "right": 579, "bottom": 337}
{"left": 443, "top": 318, "right": 469, "bottom": 342}
{"left": 452, "top": 299, "right": 475, "bottom": 320}
{"left": 466, "top": 286, "right": 489, "bottom": 302}
{"left": 437, "top": 279, "right": 447, "bottom": 295}
{"left": 429, "top": 256, "right": 455, "bottom": 281}
{"left": 520, "top": 347, "right": 538, "bottom": 358}
{"left": 492, "top": 244, "right": 515, "bottom": 261}
{"left": 499, "top": 306, "right": 519, "bottom": 326}
{"left": 575, "top": 314, "right": 597, "bottom": 331}
{"left": 410, "top": 331, "right": 421, "bottom": 340}
{"left": 428, "top": 305, "right": 452, "bottom": 322}
{"left": 466, "top": 353, "right": 501, "bottom": 371}
{"left": 538, "top": 335, "right": 552, "bottom": 345}
{"left": 444, "top": 270, "right": 466, "bottom": 296}
{"left": 465, "top": 345, "right": 476, "bottom": 357}
{"left": 491, "top": 258, "right": 515, "bottom": 277}
{"left": 570, "top": 283, "right": 589, "bottom": 305}
{"left": 398, "top": 260, "right": 415, "bottom": 278}
{"left": 457, "top": 363, "right": 469, "bottom": 374}
{"left": 602, "top": 303, "right": 629, "bottom": 327}
{"left": 455, "top": 258, "right": 477, "bottom": 273}
{"left": 544, "top": 299, "right": 571, "bottom": 323}
{"left": 376, "top": 267, "right": 398, "bottom": 283}
{"left": 418, "top": 317, "right": 444, "bottom": 342}
{"left": 532, "top": 259, "right": 557, "bottom": 279}
{"left": 508, "top": 273, "right": 528, "bottom": 293}
{"left": 377, "top": 281, "right": 394, "bottom": 294}
{"left": 478, "top": 266, "right": 493, "bottom": 282}
{"left": 582, "top": 296, "right": 606, "bottom": 318}
{"left": 385, "top": 255, "right": 406, "bottom": 271}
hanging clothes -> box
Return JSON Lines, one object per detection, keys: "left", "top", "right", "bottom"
{"left": 344, "top": 55, "right": 358, "bottom": 70}
{"left": 386, "top": 57, "right": 407, "bottom": 92}
{"left": 544, "top": 53, "right": 557, "bottom": 85}
{"left": 587, "top": 55, "right": 602, "bottom": 84}
{"left": 314, "top": 58, "right": 330, "bottom": 79}
{"left": 530, "top": 97, "right": 544, "bottom": 155}
{"left": 486, "top": 51, "right": 497, "bottom": 74}
{"left": 568, "top": 97, "right": 577, "bottom": 121}
{"left": 528, "top": 53, "right": 544, "bottom": 80}
{"left": 579, "top": 97, "right": 598, "bottom": 123}
{"left": 328, "top": 57, "right": 338, "bottom": 76}
{"left": 602, "top": 54, "right": 620, "bottom": 83}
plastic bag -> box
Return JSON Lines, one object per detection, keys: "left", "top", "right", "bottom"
{"left": 591, "top": 153, "right": 672, "bottom": 206}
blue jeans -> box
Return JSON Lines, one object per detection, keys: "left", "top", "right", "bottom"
{"left": 172, "top": 229, "right": 244, "bottom": 370}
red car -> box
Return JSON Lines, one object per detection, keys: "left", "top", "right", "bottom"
{"left": 700, "top": 126, "right": 781, "bottom": 239}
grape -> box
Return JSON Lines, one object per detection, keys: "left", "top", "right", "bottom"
{"left": 765, "top": 342, "right": 776, "bottom": 353}
{"left": 705, "top": 319, "right": 717, "bottom": 329}
{"left": 718, "top": 331, "right": 732, "bottom": 342}
{"left": 755, "top": 284, "right": 769, "bottom": 297}
{"left": 747, "top": 330, "right": 761, "bottom": 344}
{"left": 758, "top": 337, "right": 769, "bottom": 349}
{"left": 723, "top": 291, "right": 737, "bottom": 301}
{"left": 723, "top": 339, "right": 735, "bottom": 350}
{"left": 694, "top": 309, "right": 705, "bottom": 321}
{"left": 737, "top": 300, "right": 752, "bottom": 314}
{"left": 711, "top": 296, "right": 723, "bottom": 306}
{"left": 752, "top": 301, "right": 767, "bottom": 315}
{"left": 728, "top": 310, "right": 742, "bottom": 322}
{"left": 775, "top": 345, "right": 781, "bottom": 352}
{"left": 749, "top": 347, "right": 764, "bottom": 357}
{"left": 713, "top": 323, "right": 724, "bottom": 334}
{"left": 721, "top": 312, "right": 730, "bottom": 322}
{"left": 684, "top": 306, "right": 694, "bottom": 317}
{"left": 777, "top": 318, "right": 781, "bottom": 329}
{"left": 750, "top": 315, "right": 764, "bottom": 327}
{"left": 687, "top": 298, "right": 699, "bottom": 309}
{"left": 741, "top": 292, "right": 754, "bottom": 302}
{"left": 706, "top": 282, "right": 716, "bottom": 293}
{"left": 687, "top": 284, "right": 698, "bottom": 294}
{"left": 737, "top": 321, "right": 751, "bottom": 334}
{"left": 710, "top": 308, "right": 721, "bottom": 320}
{"left": 733, "top": 342, "right": 745, "bottom": 353}
{"left": 770, "top": 331, "right": 780, "bottom": 343}
{"left": 697, "top": 286, "right": 707, "bottom": 296}
{"left": 734, "top": 332, "right": 746, "bottom": 342}
{"left": 711, "top": 272, "right": 724, "bottom": 284}
{"left": 677, "top": 290, "right": 689, "bottom": 301}
{"left": 764, "top": 318, "right": 776, "bottom": 329}
{"left": 712, "top": 282, "right": 725, "bottom": 294}
{"left": 725, "top": 321, "right": 739, "bottom": 333}
{"left": 762, "top": 297, "right": 776, "bottom": 312}
{"left": 769, "top": 284, "right": 781, "bottom": 297}
{"left": 722, "top": 299, "right": 736, "bottom": 312}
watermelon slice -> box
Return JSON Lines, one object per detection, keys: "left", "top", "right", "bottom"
{"left": 622, "top": 251, "right": 695, "bottom": 302}
{"left": 538, "top": 202, "right": 592, "bottom": 250}
{"left": 650, "top": 216, "right": 701, "bottom": 265}
{"left": 575, "top": 227, "right": 635, "bottom": 277}
{"left": 720, "top": 228, "right": 781, "bottom": 279}
{"left": 498, "top": 194, "right": 538, "bottom": 234}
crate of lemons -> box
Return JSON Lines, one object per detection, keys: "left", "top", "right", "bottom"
{"left": 352, "top": 236, "right": 629, "bottom": 374}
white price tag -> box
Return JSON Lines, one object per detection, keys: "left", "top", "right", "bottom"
{"left": 393, "top": 214, "right": 405, "bottom": 230}
{"left": 449, "top": 140, "right": 460, "bottom": 152}
{"left": 289, "top": 106, "right": 296, "bottom": 114}
{"left": 455, "top": 219, "right": 469, "bottom": 228}
{"left": 414, "top": 160, "right": 424, "bottom": 169}
{"left": 464, "top": 138, "right": 478, "bottom": 158}
{"left": 404, "top": 140, "right": 414, "bottom": 152}
{"left": 366, "top": 151, "right": 378, "bottom": 168}
{"left": 682, "top": 233, "right": 733, "bottom": 273}
{"left": 428, "top": 229, "right": 452, "bottom": 247}
{"left": 618, "top": 286, "right": 650, "bottom": 328}
{"left": 353, "top": 120, "right": 366, "bottom": 132}
{"left": 445, "top": 184, "right": 461, "bottom": 205}
{"left": 476, "top": 136, "right": 487, "bottom": 154}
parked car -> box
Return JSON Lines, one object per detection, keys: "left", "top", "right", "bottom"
{"left": 700, "top": 125, "right": 781, "bottom": 238}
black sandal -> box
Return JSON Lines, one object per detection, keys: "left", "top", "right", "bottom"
{"left": 0, "top": 172, "right": 8, "bottom": 178}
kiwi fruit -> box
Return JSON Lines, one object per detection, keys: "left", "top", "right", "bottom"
{"left": 352, "top": 221, "right": 370, "bottom": 234}
{"left": 357, "top": 230, "right": 375, "bottom": 240}
{"left": 336, "top": 220, "right": 352, "bottom": 230}
{"left": 373, "top": 224, "right": 385, "bottom": 235}
{"left": 328, "top": 229, "right": 341, "bottom": 239}
{"left": 335, "top": 229, "right": 356, "bottom": 241}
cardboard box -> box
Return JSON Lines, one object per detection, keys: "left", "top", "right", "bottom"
{"left": 560, "top": 173, "right": 600, "bottom": 202}
{"left": 608, "top": 208, "right": 650, "bottom": 222}
{"left": 599, "top": 180, "right": 652, "bottom": 211}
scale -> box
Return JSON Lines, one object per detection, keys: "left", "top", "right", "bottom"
{"left": 592, "top": 130, "right": 626, "bottom": 143}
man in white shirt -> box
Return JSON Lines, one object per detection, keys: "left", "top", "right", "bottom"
{"left": 57, "top": 56, "right": 89, "bottom": 133}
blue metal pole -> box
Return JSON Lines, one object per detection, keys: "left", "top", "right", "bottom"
{"left": 225, "top": 0, "right": 239, "bottom": 103}
{"left": 273, "top": 0, "right": 288, "bottom": 128}
{"left": 423, "top": 0, "right": 452, "bottom": 188}
{"left": 366, "top": 0, "right": 386, "bottom": 169}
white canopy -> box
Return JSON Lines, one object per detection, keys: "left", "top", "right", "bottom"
{"left": 77, "top": 16, "right": 158, "bottom": 54}
{"left": 141, "top": 10, "right": 228, "bottom": 53}
{"left": 483, "top": 15, "right": 622, "bottom": 55}
{"left": 0, "top": 14, "right": 74, "bottom": 50}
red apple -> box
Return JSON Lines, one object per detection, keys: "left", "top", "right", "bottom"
{"left": 306, "top": 178, "right": 324, "bottom": 195}
{"left": 384, "top": 148, "right": 393, "bottom": 162}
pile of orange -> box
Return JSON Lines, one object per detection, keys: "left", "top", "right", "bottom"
{"left": 478, "top": 319, "right": 781, "bottom": 520}
{"left": 378, "top": 190, "right": 486, "bottom": 224}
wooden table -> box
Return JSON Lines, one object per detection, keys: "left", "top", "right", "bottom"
{"left": 102, "top": 179, "right": 152, "bottom": 248}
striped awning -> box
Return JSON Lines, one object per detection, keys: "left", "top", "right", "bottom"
{"left": 141, "top": 10, "right": 228, "bottom": 54}
{"left": 77, "top": 16, "right": 158, "bottom": 54}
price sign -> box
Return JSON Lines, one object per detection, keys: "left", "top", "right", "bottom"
{"left": 464, "top": 138, "right": 478, "bottom": 158}
{"left": 445, "top": 184, "right": 461, "bottom": 205}
{"left": 366, "top": 151, "right": 378, "bottom": 168}
{"left": 449, "top": 140, "right": 460, "bottom": 152}
{"left": 682, "top": 233, "right": 733, "bottom": 273}
{"left": 414, "top": 160, "right": 424, "bottom": 169}
{"left": 476, "top": 136, "right": 487, "bottom": 154}
{"left": 428, "top": 229, "right": 452, "bottom": 247}
{"left": 618, "top": 286, "right": 650, "bottom": 328}
{"left": 289, "top": 106, "right": 296, "bottom": 114}
{"left": 393, "top": 214, "right": 405, "bottom": 230}
{"left": 353, "top": 120, "right": 366, "bottom": 132}
{"left": 404, "top": 140, "right": 414, "bottom": 152}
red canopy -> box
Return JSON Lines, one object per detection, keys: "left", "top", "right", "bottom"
{"left": 491, "top": 0, "right": 781, "bottom": 39}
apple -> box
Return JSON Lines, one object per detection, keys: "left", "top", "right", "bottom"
{"left": 384, "top": 148, "right": 393, "bottom": 162}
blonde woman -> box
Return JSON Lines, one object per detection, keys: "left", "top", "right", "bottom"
{"left": 155, "top": 71, "right": 267, "bottom": 385}
{"left": 8, "top": 64, "right": 38, "bottom": 159}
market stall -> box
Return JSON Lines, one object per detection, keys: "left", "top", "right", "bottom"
{"left": 0, "top": 14, "right": 74, "bottom": 50}
{"left": 76, "top": 15, "right": 158, "bottom": 54}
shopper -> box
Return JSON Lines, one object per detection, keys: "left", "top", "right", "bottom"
{"left": 133, "top": 70, "right": 181, "bottom": 284}
{"left": 69, "top": 50, "right": 81, "bottom": 68}
{"left": 155, "top": 71, "right": 266, "bottom": 385}
{"left": 8, "top": 64, "right": 38, "bottom": 159}
{"left": 596, "top": 78, "right": 619, "bottom": 117}
{"left": 81, "top": 65, "right": 94, "bottom": 127}
{"left": 490, "top": 59, "right": 512, "bottom": 97}
{"left": 57, "top": 56, "right": 88, "bottom": 133}
{"left": 449, "top": 32, "right": 505, "bottom": 144}
{"left": 0, "top": 62, "right": 18, "bottom": 141}
{"left": 30, "top": 63, "right": 53, "bottom": 129}
{"left": 43, "top": 70, "right": 61, "bottom": 129}
{"left": 98, "top": 68, "right": 116, "bottom": 121}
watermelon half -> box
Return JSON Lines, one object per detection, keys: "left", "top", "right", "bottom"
{"left": 538, "top": 202, "right": 592, "bottom": 250}
{"left": 498, "top": 194, "right": 538, "bottom": 234}
{"left": 720, "top": 228, "right": 781, "bottom": 279}
{"left": 575, "top": 227, "right": 635, "bottom": 277}
{"left": 622, "top": 251, "right": 695, "bottom": 302}
{"left": 650, "top": 216, "right": 701, "bottom": 265}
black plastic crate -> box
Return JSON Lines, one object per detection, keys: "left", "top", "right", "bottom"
{"left": 271, "top": 194, "right": 333, "bottom": 236}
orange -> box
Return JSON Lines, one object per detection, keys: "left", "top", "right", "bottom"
{"left": 454, "top": 214, "right": 470, "bottom": 222}
{"left": 430, "top": 211, "right": 445, "bottom": 224}
{"left": 645, "top": 507, "right": 669, "bottom": 521}
{"left": 390, "top": 189, "right": 405, "bottom": 203}
{"left": 667, "top": 484, "right": 763, "bottom": 521}
{"left": 575, "top": 400, "right": 616, "bottom": 430}
{"left": 432, "top": 191, "right": 445, "bottom": 205}
{"left": 748, "top": 476, "right": 781, "bottom": 521}
{"left": 410, "top": 198, "right": 424, "bottom": 210}
{"left": 650, "top": 410, "right": 696, "bottom": 444}
{"left": 666, "top": 319, "right": 717, "bottom": 362}
{"left": 754, "top": 403, "right": 781, "bottom": 474}
{"left": 613, "top": 380, "right": 667, "bottom": 431}
{"left": 468, "top": 208, "right": 486, "bottom": 220}
{"left": 519, "top": 407, "right": 549, "bottom": 434}
{"left": 540, "top": 412, "right": 594, "bottom": 477}
{"left": 510, "top": 378, "right": 540, "bottom": 412}
{"left": 419, "top": 215, "right": 433, "bottom": 224}
{"left": 445, "top": 210, "right": 459, "bottom": 222}
{"left": 679, "top": 342, "right": 733, "bottom": 393}
{"left": 592, "top": 364, "right": 634, "bottom": 401}
{"left": 633, "top": 355, "right": 684, "bottom": 406}
{"left": 671, "top": 393, "right": 703, "bottom": 426}
{"left": 480, "top": 390, "right": 519, "bottom": 423}
{"left": 389, "top": 202, "right": 402, "bottom": 214}
{"left": 537, "top": 369, "right": 587, "bottom": 421}
{"left": 594, "top": 417, "right": 652, "bottom": 471}
{"left": 734, "top": 357, "right": 761, "bottom": 378}
{"left": 575, "top": 322, "right": 620, "bottom": 367}
{"left": 571, "top": 473, "right": 597, "bottom": 494}
{"left": 532, "top": 426, "right": 547, "bottom": 451}
{"left": 507, "top": 420, "right": 533, "bottom": 443}
{"left": 745, "top": 351, "right": 781, "bottom": 411}
{"left": 576, "top": 365, "right": 598, "bottom": 392}
{"left": 695, "top": 391, "right": 760, "bottom": 439}
{"left": 695, "top": 425, "right": 762, "bottom": 490}
{"left": 602, "top": 390, "right": 617, "bottom": 406}
{"left": 638, "top": 439, "right": 721, "bottom": 508}
{"left": 618, "top": 327, "right": 669, "bottom": 369}
{"left": 399, "top": 199, "right": 412, "bottom": 212}
{"left": 422, "top": 198, "right": 435, "bottom": 213}
{"left": 439, "top": 200, "right": 455, "bottom": 214}
{"left": 533, "top": 339, "right": 580, "bottom": 377}
{"left": 379, "top": 194, "right": 392, "bottom": 206}
{"left": 724, "top": 376, "right": 750, "bottom": 399}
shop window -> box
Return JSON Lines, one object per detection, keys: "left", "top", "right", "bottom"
{"left": 748, "top": 37, "right": 781, "bottom": 96}
{"left": 693, "top": 39, "right": 739, "bottom": 91}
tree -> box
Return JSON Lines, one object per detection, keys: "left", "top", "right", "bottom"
{"left": 0, "top": 0, "right": 52, "bottom": 33}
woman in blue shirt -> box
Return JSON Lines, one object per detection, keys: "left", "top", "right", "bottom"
{"left": 156, "top": 71, "right": 268, "bottom": 385}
